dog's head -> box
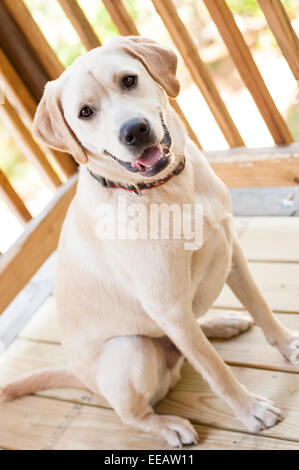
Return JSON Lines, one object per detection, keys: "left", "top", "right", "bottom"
{"left": 33, "top": 36, "right": 184, "bottom": 183}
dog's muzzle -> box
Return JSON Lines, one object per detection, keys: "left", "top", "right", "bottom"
{"left": 104, "top": 115, "right": 172, "bottom": 178}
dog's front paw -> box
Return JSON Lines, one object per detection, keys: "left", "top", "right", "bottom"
{"left": 239, "top": 394, "right": 283, "bottom": 432}
{"left": 155, "top": 415, "right": 198, "bottom": 447}
{"left": 269, "top": 330, "right": 299, "bottom": 364}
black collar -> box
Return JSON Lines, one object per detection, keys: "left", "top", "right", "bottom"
{"left": 87, "top": 156, "right": 186, "bottom": 196}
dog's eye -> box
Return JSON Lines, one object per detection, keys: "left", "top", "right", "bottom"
{"left": 79, "top": 106, "right": 93, "bottom": 119}
{"left": 122, "top": 75, "right": 137, "bottom": 89}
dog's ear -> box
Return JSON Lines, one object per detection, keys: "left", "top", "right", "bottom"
{"left": 33, "top": 80, "right": 88, "bottom": 164}
{"left": 121, "top": 36, "right": 180, "bottom": 98}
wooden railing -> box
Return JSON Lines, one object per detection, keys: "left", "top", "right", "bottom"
{"left": 0, "top": 0, "right": 298, "bottom": 314}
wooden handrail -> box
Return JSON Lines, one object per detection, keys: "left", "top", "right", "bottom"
{"left": 102, "top": 0, "right": 202, "bottom": 149}
{"left": 0, "top": 175, "right": 77, "bottom": 314}
{"left": 203, "top": 0, "right": 293, "bottom": 145}
{"left": 204, "top": 143, "right": 299, "bottom": 188}
{"left": 101, "top": 0, "right": 139, "bottom": 36}
{"left": 44, "top": 0, "right": 201, "bottom": 152}
{"left": 0, "top": 1, "right": 49, "bottom": 102}
{"left": 152, "top": 0, "right": 245, "bottom": 148}
{"left": 0, "top": 100, "right": 62, "bottom": 191}
{"left": 167, "top": 100, "right": 202, "bottom": 149}
{"left": 0, "top": 2, "right": 77, "bottom": 179}
{"left": 56, "top": 0, "right": 201, "bottom": 148}
{"left": 258, "top": 0, "right": 299, "bottom": 80}
{"left": 0, "top": 47, "right": 37, "bottom": 126}
{"left": 0, "top": 169, "right": 32, "bottom": 225}
{"left": 0, "top": 48, "right": 76, "bottom": 179}
{"left": 3, "top": 0, "right": 64, "bottom": 80}
{"left": 58, "top": 0, "right": 102, "bottom": 50}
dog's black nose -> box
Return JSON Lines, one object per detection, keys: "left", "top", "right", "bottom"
{"left": 119, "top": 118, "right": 150, "bottom": 146}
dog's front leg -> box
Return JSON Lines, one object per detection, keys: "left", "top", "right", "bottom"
{"left": 138, "top": 258, "right": 283, "bottom": 432}
{"left": 227, "top": 238, "right": 299, "bottom": 362}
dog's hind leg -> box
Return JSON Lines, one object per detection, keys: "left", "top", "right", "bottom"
{"left": 94, "top": 335, "right": 198, "bottom": 447}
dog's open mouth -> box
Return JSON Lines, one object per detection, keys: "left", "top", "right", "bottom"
{"left": 130, "top": 141, "right": 170, "bottom": 176}
{"left": 132, "top": 145, "right": 165, "bottom": 171}
{"left": 104, "top": 117, "right": 171, "bottom": 177}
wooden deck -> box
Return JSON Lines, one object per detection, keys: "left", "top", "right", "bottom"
{"left": 0, "top": 216, "right": 299, "bottom": 450}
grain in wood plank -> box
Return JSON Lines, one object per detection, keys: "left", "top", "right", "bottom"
{"left": 205, "top": 143, "right": 299, "bottom": 188}
{"left": 203, "top": 0, "right": 293, "bottom": 145}
{"left": 0, "top": 170, "right": 32, "bottom": 225}
{"left": 19, "top": 296, "right": 59, "bottom": 344}
{"left": 258, "top": 0, "right": 299, "bottom": 80}
{"left": 152, "top": 0, "right": 244, "bottom": 147}
{"left": 0, "top": 338, "right": 68, "bottom": 385}
{"left": 170, "top": 99, "right": 202, "bottom": 149}
{"left": 58, "top": 0, "right": 101, "bottom": 50}
{"left": 0, "top": 3, "right": 76, "bottom": 178}
{"left": 0, "top": 100, "right": 61, "bottom": 190}
{"left": 0, "top": 2, "right": 49, "bottom": 102}
{"left": 0, "top": 395, "right": 297, "bottom": 449}
{"left": 102, "top": 0, "right": 139, "bottom": 36}
{"left": 1, "top": 339, "right": 299, "bottom": 444}
{"left": 236, "top": 217, "right": 299, "bottom": 262}
{"left": 3, "top": 0, "right": 64, "bottom": 80}
{"left": 101, "top": 0, "right": 201, "bottom": 149}
{"left": 3, "top": 306, "right": 299, "bottom": 443}
{"left": 158, "top": 363, "right": 299, "bottom": 441}
{"left": 20, "top": 309, "right": 299, "bottom": 373}
{"left": 0, "top": 47, "right": 37, "bottom": 126}
{"left": 0, "top": 49, "right": 76, "bottom": 179}
{"left": 214, "top": 261, "right": 299, "bottom": 313}
{"left": 0, "top": 339, "right": 108, "bottom": 406}
{"left": 205, "top": 142, "right": 299, "bottom": 162}
{"left": 210, "top": 157, "right": 299, "bottom": 188}
{"left": 17, "top": 295, "right": 299, "bottom": 373}
{"left": 6, "top": 312, "right": 298, "bottom": 381}
{"left": 209, "top": 310, "right": 299, "bottom": 373}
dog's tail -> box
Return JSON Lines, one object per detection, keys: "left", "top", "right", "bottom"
{"left": 0, "top": 367, "right": 83, "bottom": 401}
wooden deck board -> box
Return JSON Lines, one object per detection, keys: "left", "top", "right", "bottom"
{"left": 236, "top": 217, "right": 299, "bottom": 262}
{"left": 1, "top": 338, "right": 299, "bottom": 446}
{"left": 15, "top": 309, "right": 299, "bottom": 374}
{"left": 215, "top": 262, "right": 299, "bottom": 313}
{"left": 2, "top": 326, "right": 299, "bottom": 410}
{"left": 1, "top": 333, "right": 299, "bottom": 441}
{"left": 1, "top": 395, "right": 297, "bottom": 450}
{"left": 19, "top": 296, "right": 59, "bottom": 344}
{"left": 0, "top": 216, "right": 299, "bottom": 449}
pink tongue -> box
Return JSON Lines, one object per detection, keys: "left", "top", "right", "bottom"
{"left": 132, "top": 146, "right": 161, "bottom": 168}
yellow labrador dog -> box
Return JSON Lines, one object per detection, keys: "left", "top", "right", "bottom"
{"left": 2, "top": 36, "right": 299, "bottom": 447}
